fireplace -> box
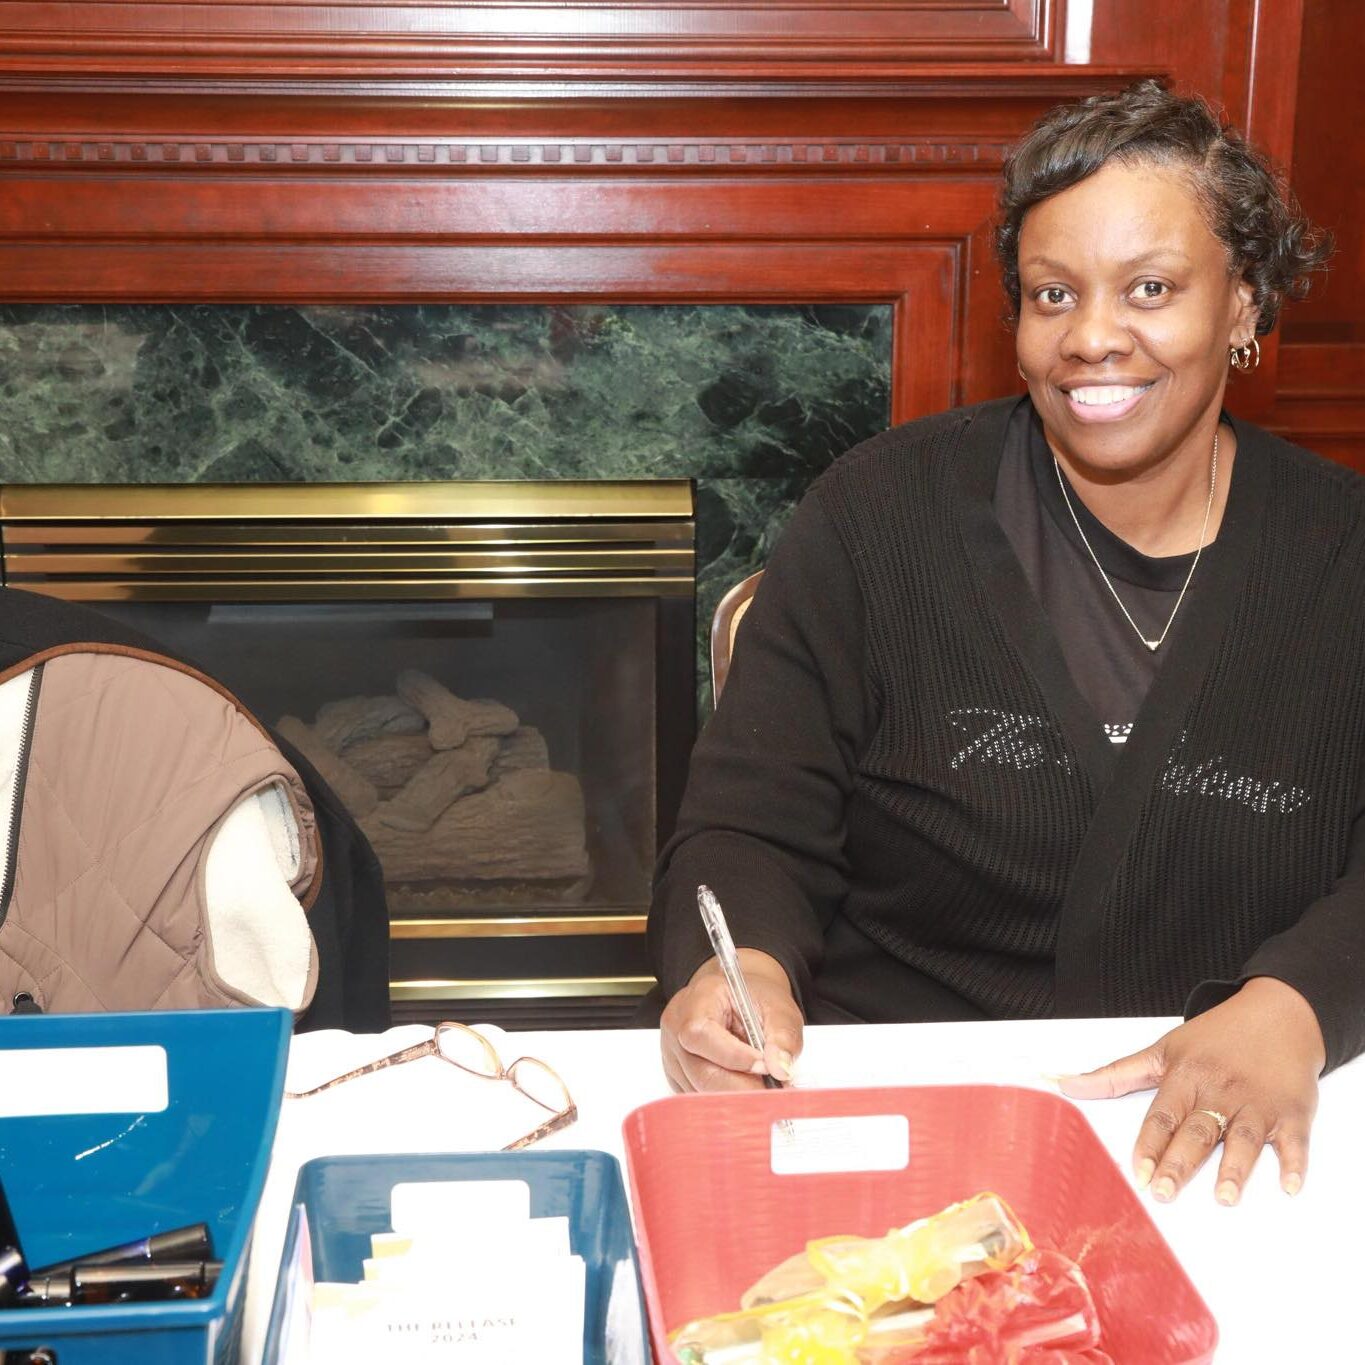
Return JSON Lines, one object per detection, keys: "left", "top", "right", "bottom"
{"left": 0, "top": 480, "right": 695, "bottom": 1027}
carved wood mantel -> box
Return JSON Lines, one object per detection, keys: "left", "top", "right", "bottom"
{"left": 0, "top": 76, "right": 1154, "bottom": 423}
{"left": 0, "top": 1, "right": 1331, "bottom": 438}
{"left": 0, "top": 2, "right": 1064, "bottom": 76}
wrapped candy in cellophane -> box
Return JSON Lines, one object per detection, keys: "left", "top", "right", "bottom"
{"left": 891, "top": 1248, "right": 1111, "bottom": 1364}
{"left": 670, "top": 1193, "right": 1109, "bottom": 1365}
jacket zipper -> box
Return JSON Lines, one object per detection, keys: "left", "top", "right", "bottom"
{"left": 0, "top": 662, "right": 43, "bottom": 929}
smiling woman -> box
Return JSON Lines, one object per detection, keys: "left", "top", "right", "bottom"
{"left": 648, "top": 81, "right": 1364, "bottom": 1214}
{"left": 1001, "top": 80, "right": 1329, "bottom": 558}
{"left": 1016, "top": 164, "right": 1246, "bottom": 545}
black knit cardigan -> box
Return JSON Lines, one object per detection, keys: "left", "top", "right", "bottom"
{"left": 650, "top": 397, "right": 1365, "bottom": 1070}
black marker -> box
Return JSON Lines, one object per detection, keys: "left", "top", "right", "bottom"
{"left": 16, "top": 1260, "right": 222, "bottom": 1307}
{"left": 30, "top": 1222, "right": 212, "bottom": 1278}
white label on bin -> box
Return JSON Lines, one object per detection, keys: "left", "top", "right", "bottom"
{"left": 0, "top": 1044, "right": 168, "bottom": 1117}
{"left": 770, "top": 1114, "right": 909, "bottom": 1175}
{"left": 390, "top": 1180, "right": 531, "bottom": 1236}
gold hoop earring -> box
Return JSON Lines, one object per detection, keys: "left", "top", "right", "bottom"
{"left": 1229, "top": 336, "right": 1261, "bottom": 372}
{"left": 1017, "top": 363, "right": 1028, "bottom": 383}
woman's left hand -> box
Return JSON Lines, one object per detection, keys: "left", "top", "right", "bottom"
{"left": 1056, "top": 977, "right": 1326, "bottom": 1205}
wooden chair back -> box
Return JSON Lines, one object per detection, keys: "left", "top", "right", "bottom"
{"left": 710, "top": 569, "right": 764, "bottom": 701}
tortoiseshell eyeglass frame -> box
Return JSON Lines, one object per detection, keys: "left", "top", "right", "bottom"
{"left": 284, "top": 1020, "right": 578, "bottom": 1151}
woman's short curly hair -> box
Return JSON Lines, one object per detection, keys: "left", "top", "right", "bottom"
{"left": 994, "top": 79, "right": 1331, "bottom": 334}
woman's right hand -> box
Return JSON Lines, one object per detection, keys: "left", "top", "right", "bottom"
{"left": 660, "top": 949, "right": 805, "bottom": 1092}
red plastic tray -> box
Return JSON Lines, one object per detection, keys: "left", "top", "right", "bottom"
{"left": 623, "top": 1085, "right": 1217, "bottom": 1364}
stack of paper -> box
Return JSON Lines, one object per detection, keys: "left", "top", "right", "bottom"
{"left": 304, "top": 1179, "right": 587, "bottom": 1363}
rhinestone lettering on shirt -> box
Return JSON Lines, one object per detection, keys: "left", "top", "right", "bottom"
{"left": 1160, "top": 740, "right": 1312, "bottom": 815}
{"left": 948, "top": 706, "right": 1074, "bottom": 774}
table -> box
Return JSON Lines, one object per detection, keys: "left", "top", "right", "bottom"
{"left": 242, "top": 1016, "right": 1360, "bottom": 1362}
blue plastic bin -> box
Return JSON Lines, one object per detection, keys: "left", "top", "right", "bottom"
{"left": 0, "top": 1007, "right": 291, "bottom": 1365}
{"left": 262, "top": 1151, "right": 652, "bottom": 1364}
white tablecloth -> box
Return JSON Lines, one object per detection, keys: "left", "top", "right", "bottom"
{"left": 242, "top": 1016, "right": 1359, "bottom": 1362}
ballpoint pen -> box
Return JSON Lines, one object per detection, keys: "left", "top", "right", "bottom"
{"left": 697, "top": 884, "right": 784, "bottom": 1089}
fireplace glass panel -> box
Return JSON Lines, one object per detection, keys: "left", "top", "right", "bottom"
{"left": 95, "top": 597, "right": 661, "bottom": 917}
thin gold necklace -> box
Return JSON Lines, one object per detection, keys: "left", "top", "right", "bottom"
{"left": 1052, "top": 430, "right": 1219, "bottom": 653}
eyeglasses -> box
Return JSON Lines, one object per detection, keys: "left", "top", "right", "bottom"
{"left": 284, "top": 1021, "right": 577, "bottom": 1151}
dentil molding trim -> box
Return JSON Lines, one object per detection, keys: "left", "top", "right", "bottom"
{"left": 0, "top": 136, "right": 1012, "bottom": 170}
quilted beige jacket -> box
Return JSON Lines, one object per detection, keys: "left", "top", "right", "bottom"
{"left": 0, "top": 644, "right": 321, "bottom": 1015}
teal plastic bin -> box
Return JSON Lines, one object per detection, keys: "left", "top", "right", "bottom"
{"left": 262, "top": 1151, "right": 652, "bottom": 1364}
{"left": 0, "top": 1007, "right": 291, "bottom": 1365}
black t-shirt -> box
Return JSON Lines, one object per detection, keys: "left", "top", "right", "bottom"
{"left": 994, "top": 400, "right": 1224, "bottom": 747}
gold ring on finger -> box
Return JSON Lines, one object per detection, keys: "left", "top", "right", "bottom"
{"left": 1194, "top": 1108, "right": 1229, "bottom": 1139}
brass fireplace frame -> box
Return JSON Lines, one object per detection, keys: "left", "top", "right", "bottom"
{"left": 0, "top": 480, "right": 694, "bottom": 600}
{"left": 0, "top": 479, "right": 695, "bottom": 1026}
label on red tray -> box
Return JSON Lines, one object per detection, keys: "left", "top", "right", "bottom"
{"left": 770, "top": 1114, "right": 910, "bottom": 1175}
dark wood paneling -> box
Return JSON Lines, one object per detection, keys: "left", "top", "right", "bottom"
{"left": 0, "top": 1, "right": 1357, "bottom": 462}
{"left": 0, "top": 80, "right": 1155, "bottom": 149}
{"left": 1264, "top": 402, "right": 1365, "bottom": 474}
{"left": 1264, "top": 342, "right": 1365, "bottom": 473}
{"left": 1285, "top": 0, "right": 1365, "bottom": 342}
{"left": 1279, "top": 342, "right": 1365, "bottom": 397}
{"left": 0, "top": 3, "right": 1063, "bottom": 74}
{"left": 1087, "top": 0, "right": 1243, "bottom": 97}
{"left": 1261, "top": 0, "right": 1365, "bottom": 462}
{"left": 1223, "top": 0, "right": 1304, "bottom": 418}
{"left": 0, "top": 174, "right": 1003, "bottom": 241}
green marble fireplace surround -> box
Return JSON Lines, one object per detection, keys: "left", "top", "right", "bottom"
{"left": 0, "top": 302, "right": 892, "bottom": 704}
